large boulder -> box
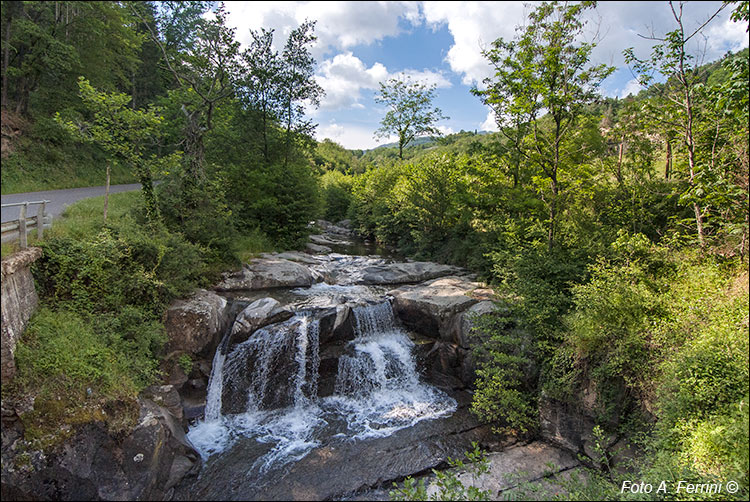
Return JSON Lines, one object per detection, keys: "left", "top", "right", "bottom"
{"left": 227, "top": 298, "right": 293, "bottom": 349}
{"left": 388, "top": 276, "right": 481, "bottom": 339}
{"left": 164, "top": 289, "right": 230, "bottom": 357}
{"left": 1, "top": 398, "right": 200, "bottom": 501}
{"left": 215, "top": 258, "right": 314, "bottom": 290}
{"left": 309, "top": 234, "right": 352, "bottom": 246}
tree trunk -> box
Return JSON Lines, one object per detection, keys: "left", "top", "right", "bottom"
{"left": 183, "top": 109, "right": 205, "bottom": 182}
{"left": 664, "top": 139, "right": 672, "bottom": 180}
{"left": 104, "top": 162, "right": 111, "bottom": 222}
{"left": 137, "top": 166, "right": 159, "bottom": 225}
{"left": 1, "top": 3, "right": 15, "bottom": 110}
{"left": 684, "top": 86, "right": 705, "bottom": 249}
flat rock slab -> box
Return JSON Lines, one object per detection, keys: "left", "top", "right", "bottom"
{"left": 438, "top": 441, "right": 580, "bottom": 497}
{"left": 175, "top": 392, "right": 497, "bottom": 501}
{"left": 216, "top": 258, "right": 314, "bottom": 290}
{"left": 358, "top": 261, "right": 462, "bottom": 285}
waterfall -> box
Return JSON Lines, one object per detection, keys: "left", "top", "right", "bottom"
{"left": 188, "top": 299, "right": 455, "bottom": 468}
{"left": 204, "top": 345, "right": 227, "bottom": 422}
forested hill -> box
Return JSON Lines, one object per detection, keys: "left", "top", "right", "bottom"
{"left": 1, "top": 1, "right": 748, "bottom": 500}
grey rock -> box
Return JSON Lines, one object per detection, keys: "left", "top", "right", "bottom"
{"left": 1, "top": 398, "right": 200, "bottom": 501}
{"left": 228, "top": 297, "right": 293, "bottom": 348}
{"left": 164, "top": 289, "right": 230, "bottom": 356}
{"left": 306, "top": 242, "right": 332, "bottom": 254}
{"left": 389, "top": 276, "right": 481, "bottom": 339}
{"left": 216, "top": 258, "right": 315, "bottom": 290}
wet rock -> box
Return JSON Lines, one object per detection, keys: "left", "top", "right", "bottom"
{"left": 227, "top": 298, "right": 294, "bottom": 348}
{"left": 216, "top": 258, "right": 315, "bottom": 290}
{"left": 310, "top": 234, "right": 352, "bottom": 246}
{"left": 316, "top": 219, "right": 353, "bottom": 237}
{"left": 164, "top": 289, "right": 230, "bottom": 356}
{"left": 317, "top": 304, "right": 356, "bottom": 345}
{"left": 176, "top": 391, "right": 497, "bottom": 501}
{"left": 306, "top": 242, "right": 332, "bottom": 254}
{"left": 143, "top": 384, "right": 184, "bottom": 420}
{"left": 421, "top": 341, "right": 464, "bottom": 390}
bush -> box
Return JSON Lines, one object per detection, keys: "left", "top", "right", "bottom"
{"left": 470, "top": 313, "right": 538, "bottom": 434}
{"left": 34, "top": 222, "right": 210, "bottom": 316}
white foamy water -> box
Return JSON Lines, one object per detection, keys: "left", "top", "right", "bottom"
{"left": 187, "top": 300, "right": 456, "bottom": 471}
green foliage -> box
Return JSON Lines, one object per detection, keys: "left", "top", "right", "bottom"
{"left": 390, "top": 442, "right": 491, "bottom": 501}
{"left": 57, "top": 77, "right": 179, "bottom": 223}
{"left": 177, "top": 353, "right": 193, "bottom": 375}
{"left": 313, "top": 138, "right": 365, "bottom": 174}
{"left": 319, "top": 170, "right": 354, "bottom": 222}
{"left": 470, "top": 313, "right": 538, "bottom": 435}
{"left": 11, "top": 306, "right": 156, "bottom": 445}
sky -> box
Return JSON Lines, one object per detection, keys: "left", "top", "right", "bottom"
{"left": 219, "top": 1, "right": 749, "bottom": 150}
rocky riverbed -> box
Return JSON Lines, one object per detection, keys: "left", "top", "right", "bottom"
{"left": 2, "top": 220, "right": 609, "bottom": 501}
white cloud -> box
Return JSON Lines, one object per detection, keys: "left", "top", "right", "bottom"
{"left": 315, "top": 52, "right": 450, "bottom": 112}
{"left": 422, "top": 1, "right": 532, "bottom": 86}
{"left": 619, "top": 78, "right": 643, "bottom": 99}
{"left": 317, "top": 121, "right": 397, "bottom": 150}
{"left": 315, "top": 52, "right": 388, "bottom": 110}
{"left": 480, "top": 109, "right": 499, "bottom": 132}
{"left": 436, "top": 125, "right": 455, "bottom": 136}
{"left": 420, "top": 1, "right": 744, "bottom": 90}
{"left": 223, "top": 1, "right": 422, "bottom": 59}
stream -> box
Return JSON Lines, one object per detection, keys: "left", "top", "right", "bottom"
{"left": 173, "top": 237, "right": 498, "bottom": 500}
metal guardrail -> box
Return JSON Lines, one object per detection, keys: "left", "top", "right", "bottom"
{"left": 1, "top": 200, "right": 53, "bottom": 248}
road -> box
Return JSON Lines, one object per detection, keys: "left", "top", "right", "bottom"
{"left": 1, "top": 183, "right": 144, "bottom": 223}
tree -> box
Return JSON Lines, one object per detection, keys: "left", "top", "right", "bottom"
{"left": 132, "top": 3, "right": 240, "bottom": 183}
{"left": 473, "top": 1, "right": 613, "bottom": 250}
{"left": 57, "top": 77, "right": 178, "bottom": 225}
{"left": 624, "top": 1, "right": 728, "bottom": 249}
{"left": 238, "top": 27, "right": 283, "bottom": 162}
{"left": 278, "top": 19, "right": 324, "bottom": 167}
{"left": 374, "top": 76, "right": 448, "bottom": 160}
{"left": 1, "top": 1, "right": 142, "bottom": 115}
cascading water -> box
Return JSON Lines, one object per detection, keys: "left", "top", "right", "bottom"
{"left": 187, "top": 297, "right": 456, "bottom": 476}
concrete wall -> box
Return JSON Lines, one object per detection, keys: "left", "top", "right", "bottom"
{"left": 1, "top": 247, "right": 42, "bottom": 380}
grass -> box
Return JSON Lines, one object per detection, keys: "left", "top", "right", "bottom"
{"left": 1, "top": 133, "right": 137, "bottom": 195}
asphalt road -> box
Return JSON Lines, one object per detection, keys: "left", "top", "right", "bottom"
{"left": 1, "top": 183, "right": 144, "bottom": 223}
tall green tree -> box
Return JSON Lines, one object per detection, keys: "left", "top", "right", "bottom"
{"left": 132, "top": 3, "right": 240, "bottom": 183}
{"left": 238, "top": 27, "right": 283, "bottom": 163}
{"left": 624, "top": 1, "right": 728, "bottom": 248}
{"left": 473, "top": 1, "right": 613, "bottom": 250}
{"left": 1, "top": 1, "right": 142, "bottom": 115}
{"left": 374, "top": 76, "right": 448, "bottom": 160}
{"left": 279, "top": 19, "right": 324, "bottom": 167}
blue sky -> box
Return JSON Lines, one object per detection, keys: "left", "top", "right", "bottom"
{"left": 221, "top": 1, "right": 749, "bottom": 150}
